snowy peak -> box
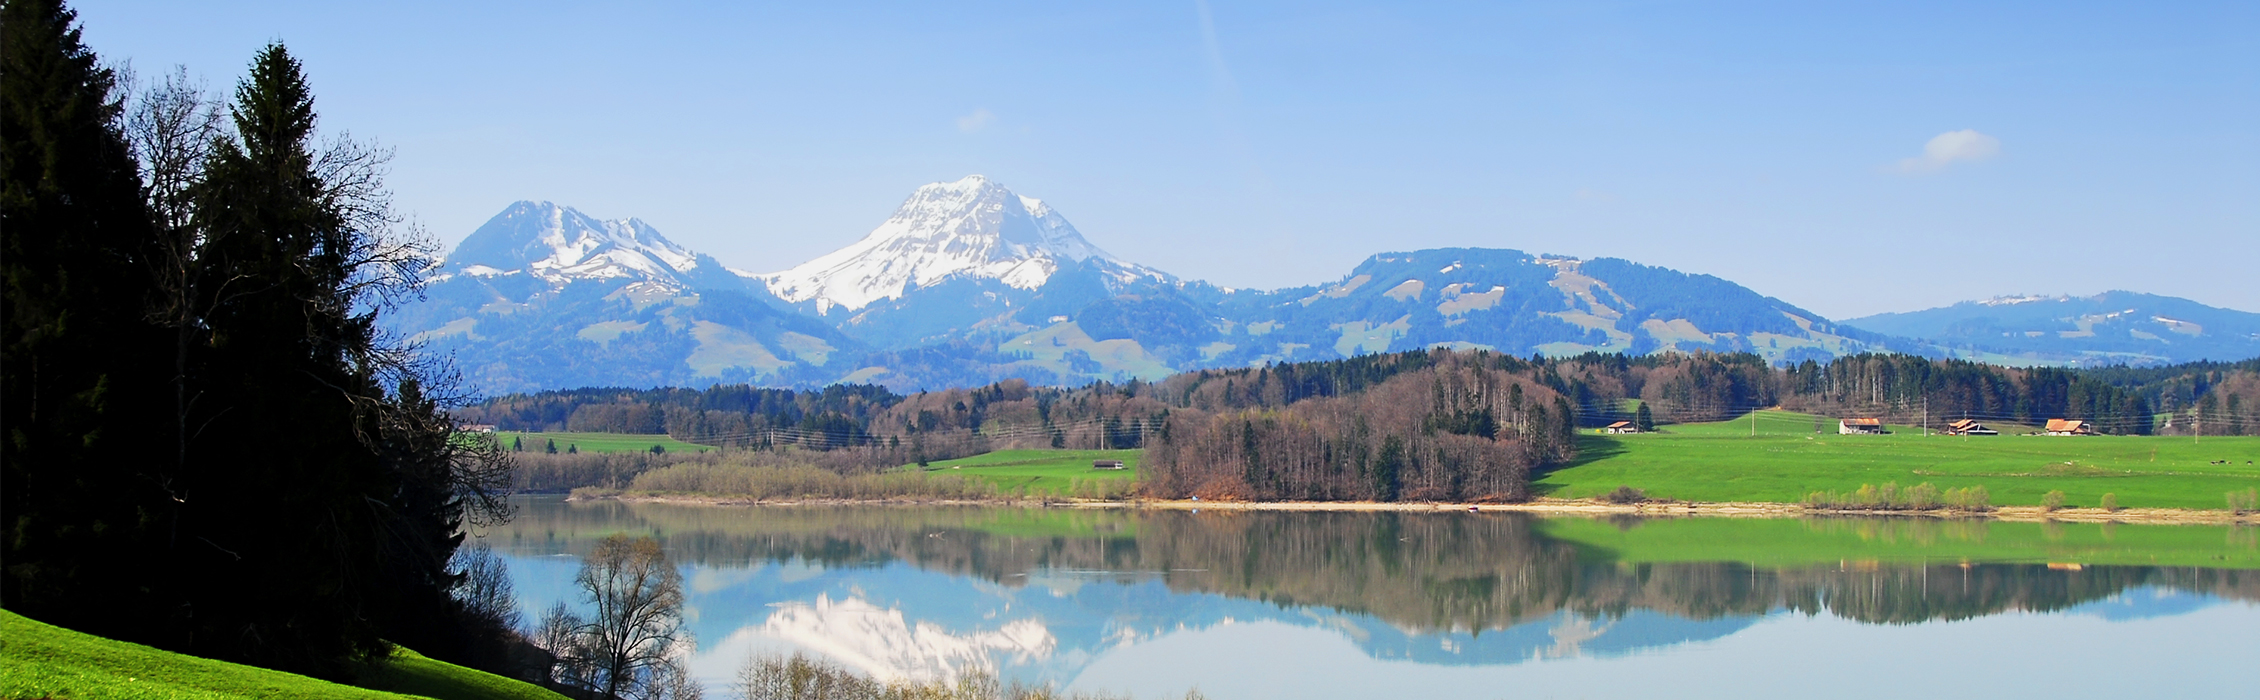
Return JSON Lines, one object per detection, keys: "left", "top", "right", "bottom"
{"left": 443, "top": 201, "right": 702, "bottom": 285}
{"left": 759, "top": 175, "right": 1144, "bottom": 314}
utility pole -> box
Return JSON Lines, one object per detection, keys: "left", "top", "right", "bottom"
{"left": 1923, "top": 396, "right": 1929, "bottom": 437}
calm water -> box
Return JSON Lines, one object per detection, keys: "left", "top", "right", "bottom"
{"left": 481, "top": 496, "right": 2260, "bottom": 699}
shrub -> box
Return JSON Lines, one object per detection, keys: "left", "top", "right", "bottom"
{"left": 2231, "top": 488, "right": 2260, "bottom": 515}
{"left": 2041, "top": 490, "right": 2066, "bottom": 512}
{"left": 1907, "top": 483, "right": 1940, "bottom": 510}
{"left": 2100, "top": 493, "right": 2119, "bottom": 512}
{"left": 1603, "top": 485, "right": 1648, "bottom": 504}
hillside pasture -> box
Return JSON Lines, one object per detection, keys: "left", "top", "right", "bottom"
{"left": 1539, "top": 410, "right": 2260, "bottom": 510}
{"left": 495, "top": 430, "right": 712, "bottom": 455}
{"left": 909, "top": 449, "right": 1141, "bottom": 496}
{"left": 0, "top": 609, "right": 564, "bottom": 700}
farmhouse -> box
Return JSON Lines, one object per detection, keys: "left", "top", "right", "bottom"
{"left": 2044, "top": 419, "right": 2096, "bottom": 436}
{"left": 1603, "top": 421, "right": 1641, "bottom": 434}
{"left": 1838, "top": 418, "right": 1885, "bottom": 435}
{"left": 1092, "top": 459, "right": 1127, "bottom": 470}
{"left": 1943, "top": 419, "right": 1998, "bottom": 436}
{"left": 460, "top": 423, "right": 497, "bottom": 434}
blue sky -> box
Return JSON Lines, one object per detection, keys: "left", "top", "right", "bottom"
{"left": 77, "top": 0, "right": 2257, "bottom": 318}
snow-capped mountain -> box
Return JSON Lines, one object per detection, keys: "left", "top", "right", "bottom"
{"left": 439, "top": 201, "right": 710, "bottom": 287}
{"left": 756, "top": 175, "right": 1158, "bottom": 314}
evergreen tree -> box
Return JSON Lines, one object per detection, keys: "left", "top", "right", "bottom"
{"left": 1, "top": 0, "right": 174, "bottom": 642}
{"left": 1634, "top": 402, "right": 1654, "bottom": 432}
{"left": 6, "top": 23, "right": 510, "bottom": 676}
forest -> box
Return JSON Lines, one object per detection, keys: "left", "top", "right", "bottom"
{"left": 469, "top": 346, "right": 2260, "bottom": 504}
{"left": 4, "top": 0, "right": 526, "bottom": 689}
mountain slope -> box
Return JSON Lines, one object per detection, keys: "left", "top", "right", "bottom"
{"left": 756, "top": 175, "right": 1160, "bottom": 314}
{"left": 1844, "top": 292, "right": 2260, "bottom": 365}
{"left": 395, "top": 202, "right": 860, "bottom": 393}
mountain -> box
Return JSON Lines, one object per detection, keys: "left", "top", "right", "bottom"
{"left": 758, "top": 175, "right": 1155, "bottom": 313}
{"left": 394, "top": 202, "right": 860, "bottom": 393}
{"left": 408, "top": 179, "right": 2260, "bottom": 395}
{"left": 745, "top": 175, "right": 1168, "bottom": 351}
{"left": 1843, "top": 292, "right": 2260, "bottom": 365}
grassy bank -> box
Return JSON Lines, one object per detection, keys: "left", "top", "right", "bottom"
{"left": 1537, "top": 410, "right": 2260, "bottom": 511}
{"left": 1536, "top": 515, "right": 2260, "bottom": 569}
{"left": 0, "top": 609, "right": 563, "bottom": 700}
{"left": 496, "top": 431, "right": 712, "bottom": 455}
{"left": 907, "top": 449, "right": 1140, "bottom": 496}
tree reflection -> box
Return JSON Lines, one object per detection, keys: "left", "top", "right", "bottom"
{"left": 496, "top": 500, "right": 2260, "bottom": 634}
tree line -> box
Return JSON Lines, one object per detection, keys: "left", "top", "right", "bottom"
{"left": 4, "top": 0, "right": 517, "bottom": 683}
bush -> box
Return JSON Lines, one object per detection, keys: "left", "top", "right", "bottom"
{"left": 2041, "top": 490, "right": 2066, "bottom": 512}
{"left": 2231, "top": 488, "right": 2259, "bottom": 515}
{"left": 1603, "top": 485, "right": 1647, "bottom": 504}
{"left": 2100, "top": 493, "right": 2119, "bottom": 512}
{"left": 736, "top": 652, "right": 1203, "bottom": 700}
{"left": 1803, "top": 482, "right": 1989, "bottom": 512}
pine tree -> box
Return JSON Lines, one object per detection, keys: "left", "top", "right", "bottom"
{"left": 1, "top": 0, "right": 174, "bottom": 642}
{"left": 1634, "top": 402, "right": 1655, "bottom": 432}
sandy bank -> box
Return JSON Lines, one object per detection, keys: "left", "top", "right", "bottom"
{"left": 578, "top": 493, "right": 2255, "bottom": 524}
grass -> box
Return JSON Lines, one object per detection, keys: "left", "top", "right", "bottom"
{"left": 0, "top": 608, "right": 564, "bottom": 700}
{"left": 1535, "top": 410, "right": 2260, "bottom": 510}
{"left": 1536, "top": 515, "right": 2260, "bottom": 569}
{"left": 905, "top": 449, "right": 1141, "bottom": 496}
{"left": 495, "top": 430, "right": 712, "bottom": 455}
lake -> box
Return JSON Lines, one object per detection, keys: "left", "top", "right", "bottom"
{"left": 481, "top": 496, "right": 2260, "bottom": 699}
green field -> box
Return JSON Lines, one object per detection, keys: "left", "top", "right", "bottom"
{"left": 0, "top": 609, "right": 564, "bottom": 700}
{"left": 496, "top": 431, "right": 712, "bottom": 455}
{"left": 1537, "top": 410, "right": 2260, "bottom": 510}
{"left": 1537, "top": 514, "right": 2260, "bottom": 569}
{"left": 908, "top": 449, "right": 1141, "bottom": 495}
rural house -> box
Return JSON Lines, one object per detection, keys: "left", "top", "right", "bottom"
{"left": 1838, "top": 418, "right": 1885, "bottom": 435}
{"left": 1092, "top": 459, "right": 1127, "bottom": 470}
{"left": 1943, "top": 419, "right": 1998, "bottom": 436}
{"left": 1603, "top": 421, "right": 1641, "bottom": 434}
{"left": 2044, "top": 419, "right": 2096, "bottom": 436}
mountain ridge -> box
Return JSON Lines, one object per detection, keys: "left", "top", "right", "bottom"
{"left": 389, "top": 177, "right": 2255, "bottom": 394}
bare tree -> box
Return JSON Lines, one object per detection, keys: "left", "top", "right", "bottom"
{"left": 449, "top": 541, "right": 521, "bottom": 630}
{"left": 538, "top": 535, "right": 697, "bottom": 699}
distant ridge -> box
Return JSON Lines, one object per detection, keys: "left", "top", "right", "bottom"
{"left": 1843, "top": 291, "right": 2260, "bottom": 365}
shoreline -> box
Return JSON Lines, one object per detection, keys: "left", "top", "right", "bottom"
{"left": 576, "top": 493, "right": 2257, "bottom": 525}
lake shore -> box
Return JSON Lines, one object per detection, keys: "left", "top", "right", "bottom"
{"left": 577, "top": 493, "right": 2257, "bottom": 524}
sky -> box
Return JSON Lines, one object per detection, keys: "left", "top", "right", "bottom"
{"left": 75, "top": 0, "right": 2259, "bottom": 319}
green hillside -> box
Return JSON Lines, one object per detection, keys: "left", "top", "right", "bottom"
{"left": 0, "top": 609, "right": 564, "bottom": 700}
{"left": 497, "top": 430, "right": 713, "bottom": 455}
{"left": 910, "top": 449, "right": 1140, "bottom": 495}
{"left": 1537, "top": 410, "right": 2260, "bottom": 510}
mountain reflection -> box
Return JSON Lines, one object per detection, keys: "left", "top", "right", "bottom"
{"left": 488, "top": 498, "right": 2259, "bottom": 684}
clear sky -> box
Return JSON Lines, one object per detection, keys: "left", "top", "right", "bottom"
{"left": 75, "top": 1, "right": 2258, "bottom": 319}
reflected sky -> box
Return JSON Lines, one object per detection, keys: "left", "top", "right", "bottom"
{"left": 481, "top": 497, "right": 2260, "bottom": 699}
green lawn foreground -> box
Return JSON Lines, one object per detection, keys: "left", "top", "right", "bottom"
{"left": 494, "top": 431, "right": 712, "bottom": 455}
{"left": 907, "top": 448, "right": 1142, "bottom": 495}
{"left": 0, "top": 608, "right": 565, "bottom": 700}
{"left": 1536, "top": 410, "right": 2260, "bottom": 510}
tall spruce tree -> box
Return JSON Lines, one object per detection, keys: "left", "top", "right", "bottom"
{"left": 1, "top": 0, "right": 175, "bottom": 645}
{"left": 6, "top": 8, "right": 511, "bottom": 676}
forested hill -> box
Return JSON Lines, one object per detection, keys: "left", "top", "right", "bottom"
{"left": 462, "top": 349, "right": 2260, "bottom": 476}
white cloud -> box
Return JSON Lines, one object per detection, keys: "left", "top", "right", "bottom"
{"left": 955, "top": 108, "right": 995, "bottom": 133}
{"left": 1896, "top": 129, "right": 2001, "bottom": 173}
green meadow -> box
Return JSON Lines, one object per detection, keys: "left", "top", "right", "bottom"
{"left": 1536, "top": 514, "right": 2260, "bottom": 569}
{"left": 1536, "top": 410, "right": 2260, "bottom": 510}
{"left": 0, "top": 609, "right": 564, "bottom": 700}
{"left": 907, "top": 449, "right": 1140, "bottom": 495}
{"left": 495, "top": 431, "right": 712, "bottom": 455}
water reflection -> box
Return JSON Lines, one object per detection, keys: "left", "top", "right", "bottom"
{"left": 482, "top": 498, "right": 2259, "bottom": 698}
